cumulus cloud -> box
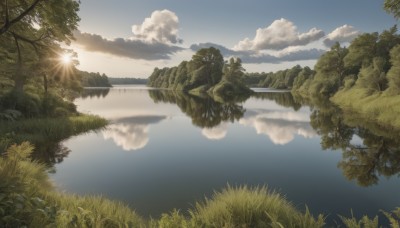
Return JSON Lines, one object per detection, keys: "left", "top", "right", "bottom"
{"left": 73, "top": 9, "right": 184, "bottom": 60}
{"left": 201, "top": 123, "right": 228, "bottom": 140}
{"left": 240, "top": 110, "right": 317, "bottom": 145}
{"left": 323, "top": 25, "right": 360, "bottom": 47}
{"left": 102, "top": 116, "right": 165, "bottom": 151}
{"left": 234, "top": 18, "right": 324, "bottom": 51}
{"left": 190, "top": 43, "right": 325, "bottom": 64}
{"left": 132, "top": 9, "right": 182, "bottom": 44}
{"left": 73, "top": 31, "right": 184, "bottom": 60}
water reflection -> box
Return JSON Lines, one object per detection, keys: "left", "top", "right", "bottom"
{"left": 302, "top": 95, "right": 400, "bottom": 187}
{"left": 252, "top": 92, "right": 302, "bottom": 111}
{"left": 201, "top": 123, "right": 228, "bottom": 140}
{"left": 148, "top": 90, "right": 245, "bottom": 128}
{"left": 240, "top": 110, "right": 316, "bottom": 145}
{"left": 41, "top": 87, "right": 400, "bottom": 189}
{"left": 33, "top": 143, "right": 71, "bottom": 167}
{"left": 103, "top": 116, "right": 166, "bottom": 151}
{"left": 80, "top": 88, "right": 110, "bottom": 99}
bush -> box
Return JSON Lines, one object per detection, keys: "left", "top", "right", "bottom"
{"left": 0, "top": 91, "right": 41, "bottom": 118}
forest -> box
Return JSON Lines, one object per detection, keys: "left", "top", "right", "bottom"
{"left": 80, "top": 71, "right": 112, "bottom": 87}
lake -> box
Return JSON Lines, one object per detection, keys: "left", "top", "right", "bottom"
{"left": 48, "top": 85, "right": 400, "bottom": 224}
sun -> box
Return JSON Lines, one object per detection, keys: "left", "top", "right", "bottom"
{"left": 61, "top": 54, "right": 72, "bottom": 65}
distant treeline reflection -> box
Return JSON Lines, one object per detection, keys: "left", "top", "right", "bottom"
{"left": 79, "top": 88, "right": 110, "bottom": 99}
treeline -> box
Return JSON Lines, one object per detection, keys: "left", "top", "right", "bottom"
{"left": 294, "top": 26, "right": 400, "bottom": 97}
{"left": 80, "top": 71, "right": 112, "bottom": 87}
{"left": 254, "top": 25, "right": 400, "bottom": 129}
{"left": 108, "top": 77, "right": 148, "bottom": 85}
{"left": 147, "top": 47, "right": 252, "bottom": 97}
{"left": 255, "top": 65, "right": 314, "bottom": 90}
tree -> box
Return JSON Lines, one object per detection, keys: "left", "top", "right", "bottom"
{"left": 0, "top": 0, "right": 80, "bottom": 92}
{"left": 292, "top": 67, "right": 314, "bottom": 90}
{"left": 384, "top": 0, "right": 400, "bottom": 19}
{"left": 191, "top": 47, "right": 224, "bottom": 86}
{"left": 356, "top": 57, "right": 388, "bottom": 93}
{"left": 344, "top": 33, "right": 378, "bottom": 70}
{"left": 223, "top": 57, "right": 245, "bottom": 83}
{"left": 311, "top": 43, "right": 348, "bottom": 95}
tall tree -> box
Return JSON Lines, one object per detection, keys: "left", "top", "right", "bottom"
{"left": 0, "top": 0, "right": 80, "bottom": 92}
{"left": 310, "top": 43, "right": 348, "bottom": 95}
{"left": 223, "top": 57, "right": 245, "bottom": 83}
{"left": 191, "top": 47, "right": 224, "bottom": 86}
{"left": 344, "top": 33, "right": 378, "bottom": 70}
{"left": 356, "top": 57, "right": 388, "bottom": 93}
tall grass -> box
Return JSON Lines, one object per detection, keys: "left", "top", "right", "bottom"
{"left": 0, "top": 114, "right": 107, "bottom": 154}
{"left": 332, "top": 88, "right": 400, "bottom": 130}
{"left": 190, "top": 185, "right": 325, "bottom": 228}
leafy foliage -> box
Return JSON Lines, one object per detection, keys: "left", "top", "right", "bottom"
{"left": 384, "top": 0, "right": 400, "bottom": 19}
{"left": 148, "top": 47, "right": 252, "bottom": 96}
{"left": 80, "top": 70, "right": 112, "bottom": 87}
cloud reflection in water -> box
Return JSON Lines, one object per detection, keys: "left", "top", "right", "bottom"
{"left": 240, "top": 110, "right": 316, "bottom": 145}
{"left": 102, "top": 116, "right": 166, "bottom": 151}
{"left": 201, "top": 123, "right": 229, "bottom": 140}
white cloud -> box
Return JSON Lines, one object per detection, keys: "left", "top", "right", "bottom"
{"left": 234, "top": 18, "right": 324, "bottom": 51}
{"left": 73, "top": 10, "right": 184, "bottom": 60}
{"left": 201, "top": 123, "right": 228, "bottom": 140}
{"left": 132, "top": 9, "right": 182, "bottom": 44}
{"left": 190, "top": 43, "right": 325, "bottom": 64}
{"left": 323, "top": 25, "right": 360, "bottom": 47}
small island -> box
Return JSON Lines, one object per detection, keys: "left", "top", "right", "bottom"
{"left": 147, "top": 47, "right": 253, "bottom": 98}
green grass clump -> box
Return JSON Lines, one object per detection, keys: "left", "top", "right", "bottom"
{"left": 0, "top": 114, "right": 107, "bottom": 154}
{"left": 190, "top": 185, "right": 325, "bottom": 228}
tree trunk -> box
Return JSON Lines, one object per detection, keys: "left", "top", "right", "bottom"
{"left": 12, "top": 33, "right": 25, "bottom": 93}
{"left": 43, "top": 73, "right": 48, "bottom": 95}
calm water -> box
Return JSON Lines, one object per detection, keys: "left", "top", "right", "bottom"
{"left": 49, "top": 85, "right": 400, "bottom": 223}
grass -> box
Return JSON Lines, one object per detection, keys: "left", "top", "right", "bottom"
{"left": 331, "top": 87, "right": 400, "bottom": 130}
{"left": 3, "top": 143, "right": 399, "bottom": 227}
{"left": 189, "top": 185, "right": 325, "bottom": 228}
{"left": 0, "top": 114, "right": 108, "bottom": 154}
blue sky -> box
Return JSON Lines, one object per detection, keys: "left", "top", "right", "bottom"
{"left": 72, "top": 0, "right": 397, "bottom": 77}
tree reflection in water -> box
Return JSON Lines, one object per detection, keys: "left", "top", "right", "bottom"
{"left": 298, "top": 95, "right": 400, "bottom": 187}
{"left": 148, "top": 90, "right": 246, "bottom": 128}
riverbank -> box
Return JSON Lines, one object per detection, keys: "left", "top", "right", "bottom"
{"left": 2, "top": 142, "right": 400, "bottom": 227}
{"left": 331, "top": 88, "right": 400, "bottom": 130}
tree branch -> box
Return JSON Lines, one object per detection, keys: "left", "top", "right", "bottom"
{"left": 11, "top": 31, "right": 40, "bottom": 54}
{"left": 0, "top": 0, "right": 42, "bottom": 35}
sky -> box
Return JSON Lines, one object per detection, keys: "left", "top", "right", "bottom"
{"left": 71, "top": 0, "right": 397, "bottom": 78}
